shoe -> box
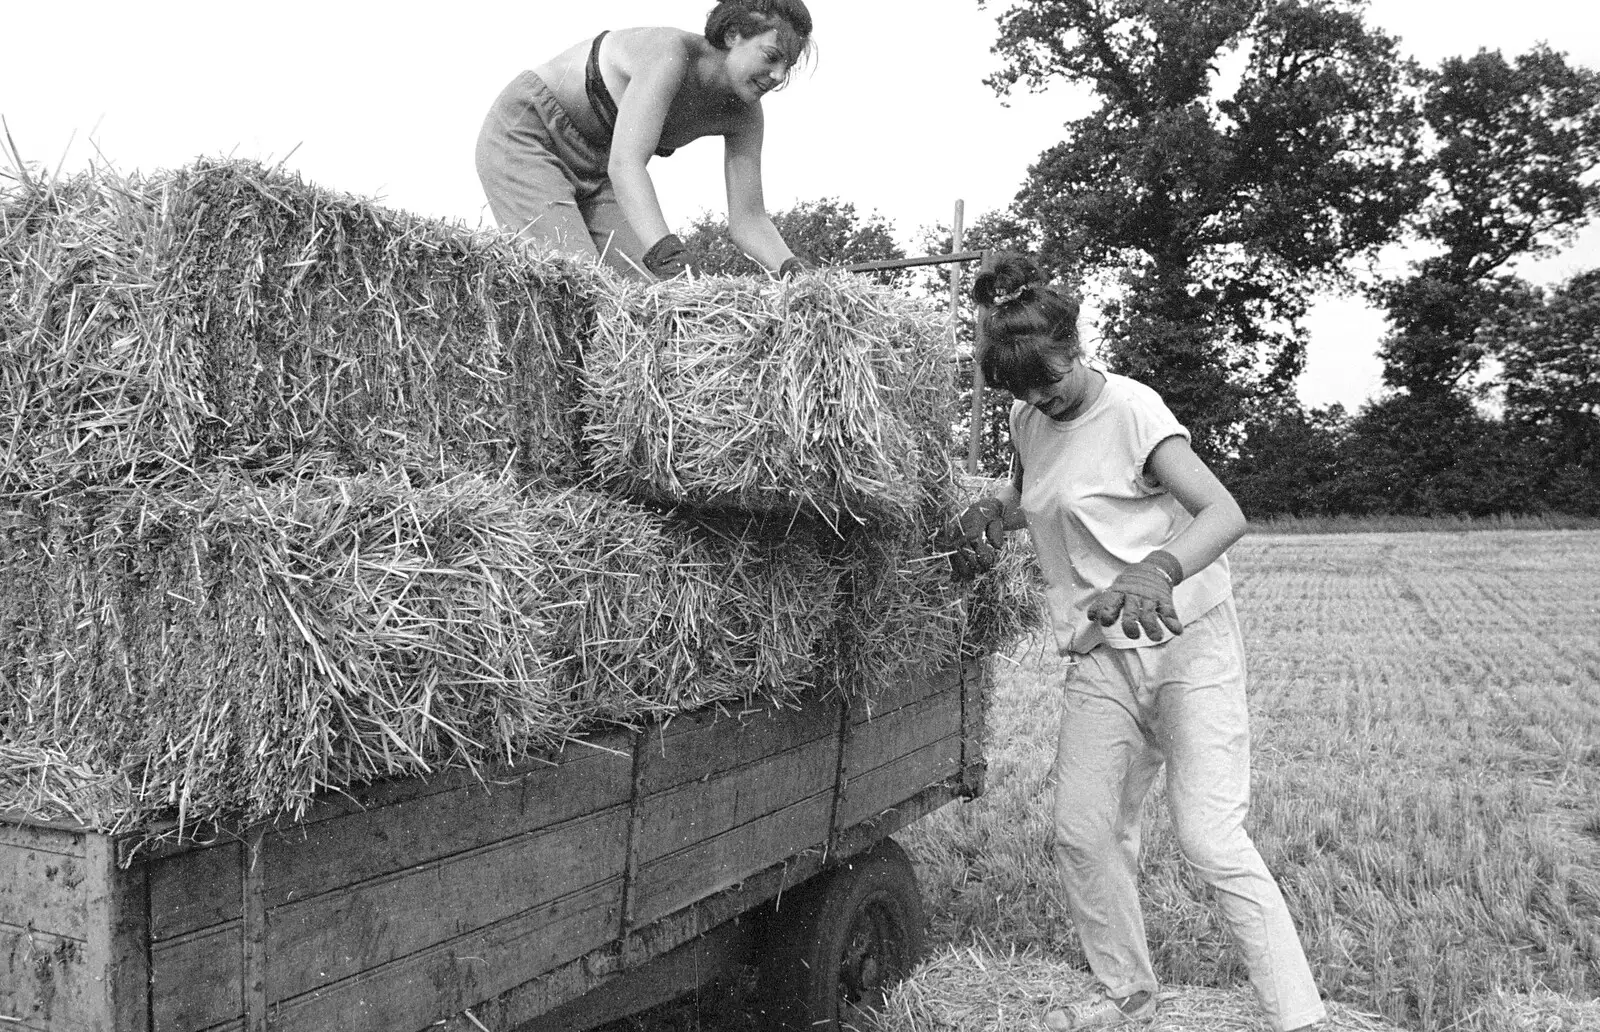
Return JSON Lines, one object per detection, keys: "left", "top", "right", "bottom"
{"left": 1043, "top": 990, "right": 1157, "bottom": 1029}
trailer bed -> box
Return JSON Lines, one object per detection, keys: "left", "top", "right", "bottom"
{"left": 2, "top": 658, "right": 987, "bottom": 1031}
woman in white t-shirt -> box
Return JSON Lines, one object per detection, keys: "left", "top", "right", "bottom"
{"left": 944, "top": 252, "right": 1326, "bottom": 1032}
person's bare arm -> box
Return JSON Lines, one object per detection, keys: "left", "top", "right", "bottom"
{"left": 1083, "top": 434, "right": 1243, "bottom": 640}
{"left": 607, "top": 37, "right": 688, "bottom": 248}
{"left": 1143, "top": 434, "right": 1246, "bottom": 578}
{"left": 989, "top": 447, "right": 1029, "bottom": 531}
{"left": 722, "top": 110, "right": 794, "bottom": 270}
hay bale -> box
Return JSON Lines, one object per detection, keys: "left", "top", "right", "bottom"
{"left": 0, "top": 471, "right": 879, "bottom": 832}
{"left": 581, "top": 273, "right": 960, "bottom": 530}
{"left": 826, "top": 532, "right": 1042, "bottom": 714}
{"left": 0, "top": 740, "right": 134, "bottom": 834}
{"left": 958, "top": 539, "right": 1046, "bottom": 660}
{"left": 1, "top": 468, "right": 578, "bottom": 830}
{"left": 830, "top": 470, "right": 1045, "bottom": 697}
{"left": 3, "top": 160, "right": 960, "bottom": 521}
{"left": 0, "top": 165, "right": 209, "bottom": 496}
{"left": 527, "top": 496, "right": 845, "bottom": 721}
{"left": 867, "top": 944, "right": 1407, "bottom": 1031}
{"left": 942, "top": 475, "right": 1047, "bottom": 663}
{"left": 832, "top": 530, "right": 969, "bottom": 696}
{"left": 163, "top": 159, "right": 598, "bottom": 484}
{"left": 0, "top": 159, "right": 596, "bottom": 498}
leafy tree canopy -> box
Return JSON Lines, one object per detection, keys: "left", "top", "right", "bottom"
{"left": 1224, "top": 398, "right": 1350, "bottom": 519}
{"left": 1488, "top": 269, "right": 1600, "bottom": 455}
{"left": 1377, "top": 46, "right": 1600, "bottom": 394}
{"left": 1414, "top": 47, "right": 1600, "bottom": 280}
{"left": 1336, "top": 390, "right": 1537, "bottom": 516}
{"left": 678, "top": 197, "right": 907, "bottom": 280}
{"left": 985, "top": 0, "right": 1424, "bottom": 457}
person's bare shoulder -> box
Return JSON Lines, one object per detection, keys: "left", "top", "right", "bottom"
{"left": 607, "top": 26, "right": 702, "bottom": 79}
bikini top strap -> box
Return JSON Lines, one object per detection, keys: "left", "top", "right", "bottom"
{"left": 586, "top": 29, "right": 677, "bottom": 159}
{"left": 585, "top": 31, "right": 619, "bottom": 136}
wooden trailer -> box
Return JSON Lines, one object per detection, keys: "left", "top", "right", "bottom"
{"left": 1, "top": 656, "right": 987, "bottom": 1032}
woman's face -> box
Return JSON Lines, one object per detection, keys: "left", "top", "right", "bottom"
{"left": 725, "top": 28, "right": 795, "bottom": 101}
{"left": 1017, "top": 354, "right": 1093, "bottom": 422}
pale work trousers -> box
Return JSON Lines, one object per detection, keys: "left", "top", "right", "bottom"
{"left": 1053, "top": 598, "right": 1326, "bottom": 1032}
{"left": 475, "top": 71, "right": 648, "bottom": 279}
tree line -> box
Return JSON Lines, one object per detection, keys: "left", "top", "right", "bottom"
{"left": 682, "top": 0, "right": 1600, "bottom": 519}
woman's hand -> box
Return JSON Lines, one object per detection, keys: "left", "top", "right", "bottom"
{"left": 1087, "top": 551, "right": 1185, "bottom": 641}
{"left": 642, "top": 234, "right": 692, "bottom": 278}
{"left": 937, "top": 498, "right": 1008, "bottom": 579}
{"left": 1085, "top": 435, "right": 1245, "bottom": 639}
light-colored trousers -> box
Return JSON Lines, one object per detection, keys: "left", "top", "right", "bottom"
{"left": 1053, "top": 598, "right": 1326, "bottom": 1032}
{"left": 474, "top": 71, "right": 649, "bottom": 279}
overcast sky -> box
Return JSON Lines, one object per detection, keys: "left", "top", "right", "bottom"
{"left": 4, "top": 0, "right": 1596, "bottom": 410}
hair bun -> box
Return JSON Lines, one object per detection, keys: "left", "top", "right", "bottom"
{"left": 972, "top": 251, "right": 1042, "bottom": 307}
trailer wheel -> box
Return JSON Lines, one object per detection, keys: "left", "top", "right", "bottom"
{"left": 758, "top": 837, "right": 927, "bottom": 1031}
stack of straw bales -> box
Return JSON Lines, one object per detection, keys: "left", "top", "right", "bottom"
{"left": 0, "top": 158, "right": 1040, "bottom": 836}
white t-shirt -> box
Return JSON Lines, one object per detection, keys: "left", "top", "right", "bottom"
{"left": 1010, "top": 370, "right": 1232, "bottom": 654}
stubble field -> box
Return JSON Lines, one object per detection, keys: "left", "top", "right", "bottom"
{"left": 887, "top": 529, "right": 1600, "bottom": 1032}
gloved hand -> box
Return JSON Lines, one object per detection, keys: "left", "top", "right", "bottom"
{"left": 1086, "top": 550, "right": 1186, "bottom": 641}
{"left": 642, "top": 234, "right": 692, "bottom": 279}
{"left": 778, "top": 256, "right": 810, "bottom": 278}
{"left": 936, "top": 498, "right": 1007, "bottom": 579}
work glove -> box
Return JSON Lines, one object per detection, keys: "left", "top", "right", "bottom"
{"left": 1086, "top": 550, "right": 1186, "bottom": 642}
{"left": 642, "top": 233, "right": 692, "bottom": 279}
{"left": 778, "top": 256, "right": 810, "bottom": 278}
{"left": 936, "top": 498, "right": 1007, "bottom": 580}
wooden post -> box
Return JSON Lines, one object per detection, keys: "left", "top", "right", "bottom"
{"left": 618, "top": 729, "right": 651, "bottom": 943}
{"left": 88, "top": 833, "right": 152, "bottom": 1032}
{"left": 946, "top": 202, "right": 980, "bottom": 475}
{"left": 969, "top": 248, "right": 995, "bottom": 477}
{"left": 242, "top": 830, "right": 269, "bottom": 1032}
{"left": 947, "top": 200, "right": 964, "bottom": 344}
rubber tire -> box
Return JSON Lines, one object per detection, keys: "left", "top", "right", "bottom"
{"left": 757, "top": 837, "right": 927, "bottom": 1031}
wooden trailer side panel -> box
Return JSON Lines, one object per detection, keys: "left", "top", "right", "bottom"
{"left": 630, "top": 660, "right": 977, "bottom": 928}
{"left": 136, "top": 733, "right": 636, "bottom": 1032}
{"left": 0, "top": 825, "right": 149, "bottom": 1032}
{"left": 629, "top": 693, "right": 845, "bottom": 929}
{"left": 451, "top": 658, "right": 988, "bottom": 1031}
{"left": 838, "top": 665, "right": 967, "bottom": 830}
{"left": 260, "top": 733, "right": 635, "bottom": 1032}
{"left": 0, "top": 659, "right": 988, "bottom": 1032}
{"left": 267, "top": 880, "right": 622, "bottom": 1032}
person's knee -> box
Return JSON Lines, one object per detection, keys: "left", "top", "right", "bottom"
{"left": 1053, "top": 810, "right": 1117, "bottom": 867}
{"left": 1174, "top": 820, "right": 1256, "bottom": 879}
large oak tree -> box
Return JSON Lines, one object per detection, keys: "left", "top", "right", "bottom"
{"left": 986, "top": 0, "right": 1422, "bottom": 458}
{"left": 1376, "top": 46, "right": 1600, "bottom": 396}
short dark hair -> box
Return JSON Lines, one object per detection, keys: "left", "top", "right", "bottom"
{"left": 972, "top": 251, "right": 1083, "bottom": 396}
{"left": 705, "top": 0, "right": 815, "bottom": 75}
